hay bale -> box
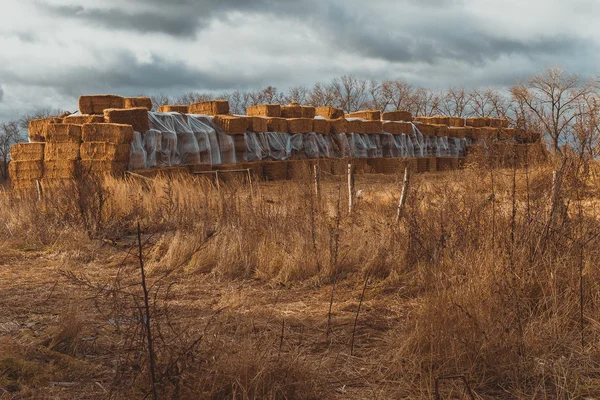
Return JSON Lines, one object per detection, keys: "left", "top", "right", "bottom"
{"left": 489, "top": 118, "right": 509, "bottom": 128}
{"left": 432, "top": 124, "right": 449, "bottom": 137}
{"left": 82, "top": 123, "right": 134, "bottom": 144}
{"left": 80, "top": 143, "right": 130, "bottom": 161}
{"left": 414, "top": 116, "right": 432, "bottom": 124}
{"left": 382, "top": 110, "right": 413, "bottom": 122}
{"left": 10, "top": 143, "right": 45, "bottom": 161}
{"left": 437, "top": 157, "right": 460, "bottom": 171}
{"left": 246, "top": 104, "right": 281, "bottom": 117}
{"left": 236, "top": 162, "right": 264, "bottom": 178}
{"left": 328, "top": 118, "right": 348, "bottom": 134}
{"left": 426, "top": 157, "right": 437, "bottom": 172}
{"left": 79, "top": 95, "right": 125, "bottom": 115}
{"left": 213, "top": 115, "right": 248, "bottom": 135}
{"left": 124, "top": 96, "right": 153, "bottom": 110}
{"left": 44, "top": 143, "right": 80, "bottom": 161}
{"left": 448, "top": 117, "right": 465, "bottom": 127}
{"left": 188, "top": 100, "right": 229, "bottom": 115}
{"left": 157, "top": 105, "right": 189, "bottom": 113}
{"left": 80, "top": 160, "right": 127, "bottom": 176}
{"left": 346, "top": 110, "right": 381, "bottom": 121}
{"left": 9, "top": 160, "right": 43, "bottom": 180}
{"left": 11, "top": 179, "right": 40, "bottom": 191}
{"left": 104, "top": 107, "right": 149, "bottom": 133}
{"left": 28, "top": 118, "right": 62, "bottom": 142}
{"left": 62, "top": 115, "right": 105, "bottom": 125}
{"left": 383, "top": 121, "right": 413, "bottom": 135}
{"left": 43, "top": 160, "right": 78, "bottom": 179}
{"left": 44, "top": 124, "right": 82, "bottom": 143}
{"left": 367, "top": 158, "right": 404, "bottom": 174}
{"left": 466, "top": 117, "right": 488, "bottom": 128}
{"left": 287, "top": 160, "right": 313, "bottom": 180}
{"left": 287, "top": 118, "right": 314, "bottom": 134}
{"left": 448, "top": 127, "right": 467, "bottom": 138}
{"left": 315, "top": 106, "right": 344, "bottom": 119}
{"left": 479, "top": 127, "right": 499, "bottom": 140}
{"left": 416, "top": 158, "right": 428, "bottom": 173}
{"left": 262, "top": 160, "right": 290, "bottom": 181}
{"left": 247, "top": 117, "right": 268, "bottom": 133}
{"left": 416, "top": 124, "right": 436, "bottom": 136}
{"left": 500, "top": 128, "right": 516, "bottom": 140}
{"left": 281, "top": 104, "right": 303, "bottom": 118}
{"left": 363, "top": 121, "right": 382, "bottom": 134}
{"left": 266, "top": 118, "right": 288, "bottom": 133}
{"left": 313, "top": 119, "right": 330, "bottom": 135}
{"left": 301, "top": 106, "right": 316, "bottom": 118}
{"left": 347, "top": 119, "right": 364, "bottom": 134}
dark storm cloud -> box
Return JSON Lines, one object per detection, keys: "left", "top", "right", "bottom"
{"left": 0, "top": 86, "right": 4, "bottom": 103}
{"left": 39, "top": 0, "right": 308, "bottom": 38}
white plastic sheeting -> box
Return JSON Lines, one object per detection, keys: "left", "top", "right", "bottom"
{"left": 171, "top": 113, "right": 201, "bottom": 165}
{"left": 191, "top": 115, "right": 236, "bottom": 164}
{"left": 290, "top": 134, "right": 304, "bottom": 158}
{"left": 129, "top": 131, "right": 147, "bottom": 170}
{"left": 148, "top": 112, "right": 178, "bottom": 167}
{"left": 265, "top": 132, "right": 292, "bottom": 160}
{"left": 142, "top": 129, "right": 161, "bottom": 168}
{"left": 410, "top": 124, "right": 425, "bottom": 158}
{"left": 187, "top": 116, "right": 220, "bottom": 165}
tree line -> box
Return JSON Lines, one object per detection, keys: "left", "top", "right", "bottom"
{"left": 1, "top": 66, "right": 599, "bottom": 180}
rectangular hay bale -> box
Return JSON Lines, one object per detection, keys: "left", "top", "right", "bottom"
{"left": 266, "top": 118, "right": 288, "bottom": 133}
{"left": 44, "top": 142, "right": 80, "bottom": 161}
{"left": 382, "top": 111, "right": 413, "bottom": 122}
{"left": 328, "top": 118, "right": 347, "bottom": 134}
{"left": 104, "top": 107, "right": 149, "bottom": 133}
{"left": 157, "top": 105, "right": 189, "bottom": 113}
{"left": 346, "top": 110, "right": 381, "bottom": 121}
{"left": 62, "top": 115, "right": 105, "bottom": 125}
{"left": 247, "top": 117, "right": 268, "bottom": 133}
{"left": 466, "top": 117, "right": 488, "bottom": 128}
{"left": 82, "top": 123, "right": 134, "bottom": 144}
{"left": 188, "top": 100, "right": 229, "bottom": 115}
{"left": 246, "top": 104, "right": 281, "bottom": 118}
{"left": 448, "top": 117, "right": 465, "bottom": 127}
{"left": 213, "top": 115, "right": 248, "bottom": 135}
{"left": 80, "top": 143, "right": 130, "bottom": 161}
{"left": 9, "top": 160, "right": 43, "bottom": 180}
{"left": 347, "top": 119, "right": 364, "bottom": 134}
{"left": 315, "top": 106, "right": 344, "bottom": 119}
{"left": 301, "top": 106, "right": 316, "bottom": 118}
{"left": 287, "top": 118, "right": 314, "bottom": 134}
{"left": 415, "top": 123, "right": 435, "bottom": 136}
{"left": 28, "top": 118, "right": 63, "bottom": 142}
{"left": 363, "top": 121, "right": 382, "bottom": 134}
{"left": 79, "top": 95, "right": 125, "bottom": 115}
{"left": 10, "top": 143, "right": 45, "bottom": 161}
{"left": 80, "top": 160, "right": 127, "bottom": 176}
{"left": 281, "top": 104, "right": 303, "bottom": 118}
{"left": 43, "top": 160, "right": 78, "bottom": 179}
{"left": 44, "top": 124, "right": 82, "bottom": 143}
{"left": 312, "top": 119, "right": 330, "bottom": 135}
{"left": 124, "top": 96, "right": 153, "bottom": 110}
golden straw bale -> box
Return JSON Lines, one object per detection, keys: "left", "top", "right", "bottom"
{"left": 448, "top": 117, "right": 465, "bottom": 127}
{"left": 500, "top": 128, "right": 516, "bottom": 140}
{"left": 382, "top": 110, "right": 413, "bottom": 122}
{"left": 347, "top": 119, "right": 364, "bottom": 134}
{"left": 80, "top": 143, "right": 130, "bottom": 161}
{"left": 157, "top": 105, "right": 189, "bottom": 113}
{"left": 287, "top": 118, "right": 314, "bottom": 134}
{"left": 414, "top": 116, "right": 432, "bottom": 124}
{"left": 9, "top": 160, "right": 43, "bottom": 180}
{"left": 426, "top": 157, "right": 437, "bottom": 172}
{"left": 313, "top": 119, "right": 330, "bottom": 135}
{"left": 430, "top": 116, "right": 450, "bottom": 125}
{"left": 80, "top": 160, "right": 127, "bottom": 176}
{"left": 363, "top": 120, "right": 382, "bottom": 134}
{"left": 62, "top": 115, "right": 104, "bottom": 125}
{"left": 489, "top": 118, "right": 509, "bottom": 128}
{"left": 447, "top": 127, "right": 467, "bottom": 139}
{"left": 104, "top": 107, "right": 149, "bottom": 132}
{"left": 383, "top": 121, "right": 401, "bottom": 134}
{"left": 328, "top": 118, "right": 347, "bottom": 134}
{"left": 281, "top": 104, "right": 303, "bottom": 118}
{"left": 301, "top": 106, "right": 316, "bottom": 118}
{"left": 82, "top": 123, "right": 134, "bottom": 144}
{"left": 315, "top": 106, "right": 344, "bottom": 119}
{"left": 367, "top": 158, "right": 405, "bottom": 174}
{"left": 432, "top": 124, "right": 449, "bottom": 137}
{"left": 416, "top": 123, "right": 435, "bottom": 136}
{"left": 124, "top": 96, "right": 152, "bottom": 110}
{"left": 44, "top": 143, "right": 80, "bottom": 161}
{"left": 44, "top": 124, "right": 82, "bottom": 143}
{"left": 266, "top": 118, "right": 288, "bottom": 133}
{"left": 466, "top": 117, "right": 488, "bottom": 128}
{"left": 262, "top": 160, "right": 290, "bottom": 181}
{"left": 188, "top": 100, "right": 229, "bottom": 115}
{"left": 480, "top": 127, "right": 499, "bottom": 140}
{"left": 43, "top": 160, "right": 78, "bottom": 179}
{"left": 346, "top": 110, "right": 381, "bottom": 121}
{"left": 416, "top": 158, "right": 428, "bottom": 173}
{"left": 247, "top": 117, "right": 268, "bottom": 133}
{"left": 246, "top": 104, "right": 281, "bottom": 118}
{"left": 10, "top": 143, "right": 45, "bottom": 161}
{"left": 28, "top": 118, "right": 63, "bottom": 142}
{"left": 213, "top": 115, "right": 248, "bottom": 135}
{"left": 79, "top": 95, "right": 125, "bottom": 115}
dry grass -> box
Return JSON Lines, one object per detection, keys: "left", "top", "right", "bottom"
{"left": 0, "top": 153, "right": 599, "bottom": 398}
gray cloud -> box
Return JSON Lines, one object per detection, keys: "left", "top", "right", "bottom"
{"left": 0, "top": 85, "right": 3, "bottom": 103}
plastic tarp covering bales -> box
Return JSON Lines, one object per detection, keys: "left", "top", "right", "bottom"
{"left": 411, "top": 124, "right": 425, "bottom": 158}
{"left": 437, "top": 136, "right": 450, "bottom": 157}
{"left": 191, "top": 115, "right": 236, "bottom": 164}
{"left": 303, "top": 133, "right": 321, "bottom": 159}
{"left": 142, "top": 129, "right": 161, "bottom": 168}
{"left": 240, "top": 132, "right": 264, "bottom": 162}
{"left": 349, "top": 133, "right": 368, "bottom": 158}
{"left": 129, "top": 131, "right": 147, "bottom": 170}
{"left": 148, "top": 112, "right": 178, "bottom": 167}
{"left": 171, "top": 113, "right": 201, "bottom": 165}
{"left": 290, "top": 134, "right": 304, "bottom": 156}
{"left": 382, "top": 132, "right": 402, "bottom": 158}
{"left": 315, "top": 133, "right": 332, "bottom": 158}
{"left": 265, "top": 132, "right": 292, "bottom": 160}
{"left": 187, "top": 116, "right": 220, "bottom": 165}
{"left": 331, "top": 134, "right": 351, "bottom": 158}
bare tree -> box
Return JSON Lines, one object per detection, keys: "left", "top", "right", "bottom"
{"left": 511, "top": 66, "right": 591, "bottom": 153}
{"left": 571, "top": 94, "right": 600, "bottom": 160}
{"left": 439, "top": 87, "right": 471, "bottom": 117}
{"left": 412, "top": 88, "right": 441, "bottom": 117}
{"left": 18, "top": 108, "right": 66, "bottom": 132}
{"left": 308, "top": 82, "right": 336, "bottom": 107}
{"left": 285, "top": 86, "right": 309, "bottom": 105}
{"left": 331, "top": 75, "right": 369, "bottom": 112}
{"left": 0, "top": 121, "right": 25, "bottom": 180}
{"left": 380, "top": 79, "right": 415, "bottom": 113}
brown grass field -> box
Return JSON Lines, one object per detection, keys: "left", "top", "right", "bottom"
{"left": 1, "top": 154, "right": 600, "bottom": 399}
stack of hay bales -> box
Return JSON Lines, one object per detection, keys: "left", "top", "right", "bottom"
{"left": 63, "top": 115, "right": 105, "bottom": 125}
{"left": 79, "top": 95, "right": 126, "bottom": 115}
{"left": 8, "top": 143, "right": 45, "bottom": 189}
{"left": 280, "top": 103, "right": 303, "bottom": 118}
{"left": 246, "top": 104, "right": 281, "bottom": 117}
{"left": 315, "top": 106, "right": 344, "bottom": 119}
{"left": 80, "top": 124, "right": 133, "bottom": 176}
{"left": 189, "top": 100, "right": 230, "bottom": 115}
{"left": 346, "top": 110, "right": 381, "bottom": 121}
{"left": 158, "top": 105, "right": 189, "bottom": 113}
{"left": 382, "top": 110, "right": 413, "bottom": 122}
{"left": 124, "top": 97, "right": 153, "bottom": 110}
{"left": 104, "top": 108, "right": 149, "bottom": 133}
{"left": 28, "top": 118, "right": 63, "bottom": 142}
{"left": 43, "top": 124, "right": 82, "bottom": 180}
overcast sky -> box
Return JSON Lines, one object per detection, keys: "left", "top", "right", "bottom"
{"left": 1, "top": 0, "right": 599, "bottom": 120}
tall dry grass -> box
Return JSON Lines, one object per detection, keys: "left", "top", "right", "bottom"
{"left": 1, "top": 152, "right": 600, "bottom": 398}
